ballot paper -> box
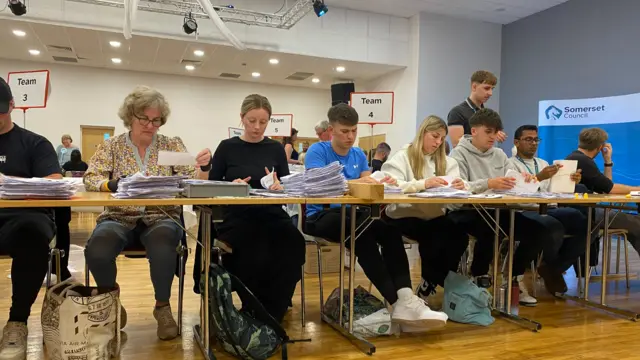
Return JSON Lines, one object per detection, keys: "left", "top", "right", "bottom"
{"left": 261, "top": 168, "right": 276, "bottom": 189}
{"left": 113, "top": 172, "right": 187, "bottom": 198}
{"left": 281, "top": 161, "right": 348, "bottom": 197}
{"left": 369, "top": 171, "right": 402, "bottom": 193}
{"left": 157, "top": 151, "right": 196, "bottom": 166}
{"left": 0, "top": 175, "right": 79, "bottom": 199}
{"left": 505, "top": 169, "right": 540, "bottom": 193}
{"left": 549, "top": 160, "right": 578, "bottom": 193}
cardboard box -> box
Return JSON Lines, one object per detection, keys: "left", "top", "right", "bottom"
{"left": 347, "top": 181, "right": 384, "bottom": 200}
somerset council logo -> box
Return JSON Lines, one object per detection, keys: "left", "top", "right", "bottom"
{"left": 545, "top": 105, "right": 562, "bottom": 120}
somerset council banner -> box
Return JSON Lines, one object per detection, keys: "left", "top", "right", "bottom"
{"left": 538, "top": 92, "right": 640, "bottom": 186}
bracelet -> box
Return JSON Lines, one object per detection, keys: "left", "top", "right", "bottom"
{"left": 200, "top": 164, "right": 212, "bottom": 172}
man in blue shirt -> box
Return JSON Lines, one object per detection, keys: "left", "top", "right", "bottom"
{"left": 305, "top": 104, "right": 448, "bottom": 331}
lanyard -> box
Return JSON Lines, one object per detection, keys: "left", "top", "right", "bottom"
{"left": 126, "top": 132, "right": 155, "bottom": 174}
{"left": 516, "top": 156, "right": 538, "bottom": 175}
{"left": 465, "top": 98, "right": 478, "bottom": 113}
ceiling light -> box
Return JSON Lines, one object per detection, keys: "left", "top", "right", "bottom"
{"left": 312, "top": 78, "right": 320, "bottom": 83}
{"left": 269, "top": 58, "right": 279, "bottom": 65}
{"left": 312, "top": 0, "right": 328, "bottom": 17}
{"left": 183, "top": 12, "right": 198, "bottom": 34}
{"left": 28, "top": 49, "right": 40, "bottom": 56}
{"left": 335, "top": 66, "right": 346, "bottom": 72}
{"left": 193, "top": 50, "right": 205, "bottom": 57}
{"left": 12, "top": 30, "right": 26, "bottom": 37}
{"left": 8, "top": 0, "right": 27, "bottom": 16}
{"left": 252, "top": 72, "right": 261, "bottom": 78}
{"left": 111, "top": 58, "right": 122, "bottom": 64}
{"left": 109, "top": 41, "right": 121, "bottom": 48}
{"left": 185, "top": 64, "right": 195, "bottom": 71}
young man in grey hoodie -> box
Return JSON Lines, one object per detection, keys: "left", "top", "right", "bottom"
{"left": 449, "top": 108, "right": 562, "bottom": 306}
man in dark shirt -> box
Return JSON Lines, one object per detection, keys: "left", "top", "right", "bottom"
{"left": 565, "top": 127, "right": 640, "bottom": 272}
{"left": 0, "top": 77, "right": 61, "bottom": 359}
{"left": 370, "top": 142, "right": 390, "bottom": 172}
{"left": 447, "top": 70, "right": 506, "bottom": 147}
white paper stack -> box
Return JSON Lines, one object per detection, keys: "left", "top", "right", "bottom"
{"left": 113, "top": 172, "right": 187, "bottom": 199}
{"left": 0, "top": 175, "right": 79, "bottom": 199}
{"left": 281, "top": 161, "right": 348, "bottom": 197}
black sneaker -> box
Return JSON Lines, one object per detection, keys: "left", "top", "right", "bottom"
{"left": 415, "top": 279, "right": 436, "bottom": 301}
{"left": 474, "top": 275, "right": 492, "bottom": 288}
{"left": 538, "top": 264, "right": 568, "bottom": 295}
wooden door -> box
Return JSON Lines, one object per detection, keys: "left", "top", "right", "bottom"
{"left": 81, "top": 125, "right": 115, "bottom": 162}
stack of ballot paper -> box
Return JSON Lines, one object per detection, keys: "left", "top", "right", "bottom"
{"left": 281, "top": 161, "right": 348, "bottom": 197}
{"left": 113, "top": 173, "right": 187, "bottom": 199}
{"left": 0, "top": 175, "right": 79, "bottom": 199}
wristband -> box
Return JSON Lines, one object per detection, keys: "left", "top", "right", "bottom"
{"left": 200, "top": 164, "right": 212, "bottom": 172}
{"left": 604, "top": 162, "right": 613, "bottom": 167}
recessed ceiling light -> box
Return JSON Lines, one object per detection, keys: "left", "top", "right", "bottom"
{"left": 185, "top": 64, "right": 195, "bottom": 71}
{"left": 335, "top": 66, "right": 346, "bottom": 72}
{"left": 252, "top": 72, "right": 261, "bottom": 78}
{"left": 495, "top": 7, "right": 506, "bottom": 12}
{"left": 109, "top": 41, "right": 121, "bottom": 48}
{"left": 193, "top": 50, "right": 205, "bottom": 57}
{"left": 13, "top": 30, "right": 26, "bottom": 37}
{"left": 269, "top": 58, "right": 279, "bottom": 65}
{"left": 312, "top": 78, "right": 320, "bottom": 83}
{"left": 111, "top": 58, "right": 122, "bottom": 64}
{"left": 28, "top": 49, "right": 40, "bottom": 56}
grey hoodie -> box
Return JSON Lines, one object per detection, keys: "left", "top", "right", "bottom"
{"left": 450, "top": 135, "right": 517, "bottom": 193}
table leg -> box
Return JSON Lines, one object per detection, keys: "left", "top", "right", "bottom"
{"left": 559, "top": 206, "right": 639, "bottom": 321}
{"left": 492, "top": 208, "right": 500, "bottom": 309}
{"left": 194, "top": 207, "right": 215, "bottom": 360}
{"left": 339, "top": 204, "right": 346, "bottom": 327}
{"left": 491, "top": 208, "right": 542, "bottom": 332}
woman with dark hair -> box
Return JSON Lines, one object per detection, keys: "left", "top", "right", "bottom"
{"left": 62, "top": 149, "right": 89, "bottom": 173}
{"left": 283, "top": 128, "right": 300, "bottom": 164}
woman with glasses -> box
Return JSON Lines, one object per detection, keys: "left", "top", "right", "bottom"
{"left": 83, "top": 86, "right": 211, "bottom": 341}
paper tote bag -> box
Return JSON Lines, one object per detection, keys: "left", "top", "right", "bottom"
{"left": 41, "top": 280, "right": 123, "bottom": 360}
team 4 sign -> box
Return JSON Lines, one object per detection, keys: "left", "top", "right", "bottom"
{"left": 7, "top": 70, "right": 51, "bottom": 109}
{"left": 265, "top": 114, "right": 293, "bottom": 137}
{"left": 350, "top": 92, "right": 394, "bottom": 124}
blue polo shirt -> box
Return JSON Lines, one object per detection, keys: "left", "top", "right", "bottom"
{"left": 305, "top": 141, "right": 369, "bottom": 216}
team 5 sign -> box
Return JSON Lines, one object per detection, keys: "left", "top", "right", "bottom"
{"left": 539, "top": 92, "right": 640, "bottom": 127}
{"left": 265, "top": 114, "right": 293, "bottom": 137}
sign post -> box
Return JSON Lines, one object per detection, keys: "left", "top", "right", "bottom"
{"left": 349, "top": 91, "right": 395, "bottom": 151}
{"left": 265, "top": 114, "right": 293, "bottom": 137}
{"left": 7, "top": 70, "right": 51, "bottom": 129}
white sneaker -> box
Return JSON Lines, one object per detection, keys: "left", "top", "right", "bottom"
{"left": 0, "top": 322, "right": 27, "bottom": 360}
{"left": 517, "top": 275, "right": 537, "bottom": 307}
{"left": 391, "top": 295, "right": 448, "bottom": 330}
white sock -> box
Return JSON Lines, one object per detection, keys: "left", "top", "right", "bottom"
{"left": 397, "top": 287, "right": 414, "bottom": 302}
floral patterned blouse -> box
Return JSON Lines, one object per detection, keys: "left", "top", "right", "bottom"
{"left": 84, "top": 132, "right": 196, "bottom": 227}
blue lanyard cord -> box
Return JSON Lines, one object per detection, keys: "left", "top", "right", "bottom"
{"left": 516, "top": 156, "right": 539, "bottom": 175}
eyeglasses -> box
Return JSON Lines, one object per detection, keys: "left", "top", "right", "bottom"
{"left": 519, "top": 137, "right": 542, "bottom": 143}
{"left": 134, "top": 115, "right": 164, "bottom": 127}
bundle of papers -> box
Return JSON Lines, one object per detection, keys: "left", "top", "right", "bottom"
{"left": 369, "top": 171, "right": 402, "bottom": 194}
{"left": 413, "top": 187, "right": 473, "bottom": 198}
{"left": 113, "top": 173, "right": 187, "bottom": 199}
{"left": 0, "top": 175, "right": 79, "bottom": 199}
{"left": 281, "top": 161, "right": 348, "bottom": 197}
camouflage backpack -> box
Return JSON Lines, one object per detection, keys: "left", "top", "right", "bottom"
{"left": 203, "top": 262, "right": 303, "bottom": 360}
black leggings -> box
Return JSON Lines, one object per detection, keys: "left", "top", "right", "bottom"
{"left": 53, "top": 207, "right": 72, "bottom": 280}
{"left": 0, "top": 211, "right": 55, "bottom": 323}
{"left": 217, "top": 206, "right": 306, "bottom": 323}
{"left": 385, "top": 215, "right": 469, "bottom": 287}
{"left": 305, "top": 207, "right": 411, "bottom": 304}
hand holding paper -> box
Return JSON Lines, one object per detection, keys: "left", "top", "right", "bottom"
{"left": 504, "top": 169, "right": 540, "bottom": 193}
{"left": 549, "top": 160, "right": 578, "bottom": 193}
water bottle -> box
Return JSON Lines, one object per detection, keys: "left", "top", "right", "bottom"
{"left": 510, "top": 279, "right": 520, "bottom": 315}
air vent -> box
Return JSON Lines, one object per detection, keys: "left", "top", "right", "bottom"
{"left": 52, "top": 56, "right": 78, "bottom": 63}
{"left": 219, "top": 73, "right": 241, "bottom": 79}
{"left": 286, "top": 72, "right": 314, "bottom": 81}
{"left": 181, "top": 59, "right": 203, "bottom": 65}
{"left": 46, "top": 45, "right": 73, "bottom": 53}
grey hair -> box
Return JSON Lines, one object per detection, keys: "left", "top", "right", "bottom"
{"left": 61, "top": 134, "right": 72, "bottom": 142}
{"left": 315, "top": 120, "right": 329, "bottom": 132}
{"left": 118, "top": 86, "right": 170, "bottom": 129}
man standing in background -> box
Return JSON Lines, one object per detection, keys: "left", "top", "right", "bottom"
{"left": 448, "top": 70, "right": 506, "bottom": 148}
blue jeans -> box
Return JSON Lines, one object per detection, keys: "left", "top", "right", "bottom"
{"left": 85, "top": 219, "right": 183, "bottom": 302}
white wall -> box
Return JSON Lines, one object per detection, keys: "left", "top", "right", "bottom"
{"left": 356, "top": 15, "right": 421, "bottom": 153}
{"left": 10, "top": 0, "right": 411, "bottom": 66}
{"left": 416, "top": 12, "right": 502, "bottom": 131}
{"left": 0, "top": 59, "right": 330, "bottom": 154}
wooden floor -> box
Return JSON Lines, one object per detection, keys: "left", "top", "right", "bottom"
{"left": 2, "top": 213, "right": 640, "bottom": 359}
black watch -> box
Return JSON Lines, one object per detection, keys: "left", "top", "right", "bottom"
{"left": 200, "top": 164, "right": 212, "bottom": 172}
{"left": 604, "top": 162, "right": 614, "bottom": 167}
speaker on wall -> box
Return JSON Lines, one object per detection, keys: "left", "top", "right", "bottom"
{"left": 331, "top": 83, "right": 355, "bottom": 105}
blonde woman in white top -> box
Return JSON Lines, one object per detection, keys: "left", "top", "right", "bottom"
{"left": 382, "top": 115, "right": 470, "bottom": 299}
